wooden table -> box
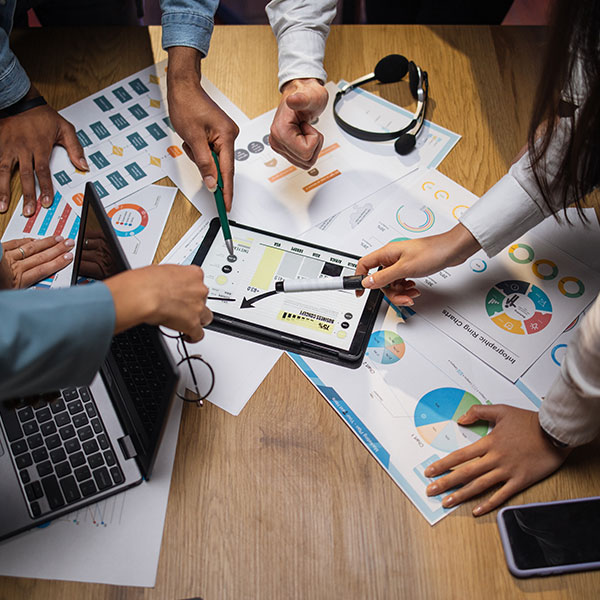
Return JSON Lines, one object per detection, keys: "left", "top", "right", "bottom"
{"left": 2, "top": 25, "right": 599, "bottom": 600}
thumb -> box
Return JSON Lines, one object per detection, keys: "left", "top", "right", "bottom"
{"left": 457, "top": 404, "right": 500, "bottom": 425}
{"left": 286, "top": 92, "right": 317, "bottom": 117}
{"left": 58, "top": 120, "right": 88, "bottom": 171}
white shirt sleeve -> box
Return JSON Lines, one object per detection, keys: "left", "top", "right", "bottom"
{"left": 539, "top": 294, "right": 600, "bottom": 446}
{"left": 266, "top": 0, "right": 337, "bottom": 90}
{"left": 459, "top": 117, "right": 575, "bottom": 257}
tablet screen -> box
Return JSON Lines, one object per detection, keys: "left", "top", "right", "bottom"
{"left": 199, "top": 222, "right": 372, "bottom": 352}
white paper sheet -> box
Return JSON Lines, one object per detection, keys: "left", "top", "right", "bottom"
{"left": 0, "top": 392, "right": 182, "bottom": 587}
{"left": 291, "top": 301, "right": 535, "bottom": 525}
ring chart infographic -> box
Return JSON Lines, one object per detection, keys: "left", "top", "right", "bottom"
{"left": 366, "top": 330, "right": 406, "bottom": 364}
{"left": 485, "top": 280, "right": 553, "bottom": 335}
{"left": 414, "top": 388, "right": 488, "bottom": 453}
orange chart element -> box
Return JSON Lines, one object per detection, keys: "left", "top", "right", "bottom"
{"left": 302, "top": 170, "right": 341, "bottom": 192}
{"left": 317, "top": 142, "right": 340, "bottom": 158}
{"left": 72, "top": 193, "right": 84, "bottom": 207}
{"left": 167, "top": 145, "right": 183, "bottom": 158}
{"left": 269, "top": 165, "right": 296, "bottom": 183}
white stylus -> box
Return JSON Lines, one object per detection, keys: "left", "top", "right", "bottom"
{"left": 274, "top": 275, "right": 364, "bottom": 293}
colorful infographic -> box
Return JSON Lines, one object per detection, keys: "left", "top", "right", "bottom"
{"left": 485, "top": 280, "right": 553, "bottom": 335}
{"left": 108, "top": 203, "right": 149, "bottom": 237}
{"left": 395, "top": 204, "right": 435, "bottom": 233}
{"left": 414, "top": 388, "right": 487, "bottom": 453}
{"left": 367, "top": 330, "right": 406, "bottom": 364}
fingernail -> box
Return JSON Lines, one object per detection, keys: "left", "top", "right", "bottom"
{"left": 426, "top": 483, "right": 439, "bottom": 495}
{"left": 424, "top": 466, "right": 434, "bottom": 477}
{"left": 64, "top": 252, "right": 73, "bottom": 261}
{"left": 473, "top": 505, "right": 483, "bottom": 516}
{"left": 457, "top": 415, "right": 468, "bottom": 424}
{"left": 407, "top": 299, "right": 415, "bottom": 306}
{"left": 80, "top": 157, "right": 89, "bottom": 171}
{"left": 364, "top": 275, "right": 375, "bottom": 288}
{"left": 442, "top": 495, "right": 455, "bottom": 508}
{"left": 64, "top": 238, "right": 74, "bottom": 247}
{"left": 204, "top": 176, "right": 217, "bottom": 192}
{"left": 55, "top": 235, "right": 64, "bottom": 242}
{"left": 0, "top": 200, "right": 7, "bottom": 212}
{"left": 23, "top": 205, "right": 34, "bottom": 217}
{"left": 41, "top": 194, "right": 52, "bottom": 208}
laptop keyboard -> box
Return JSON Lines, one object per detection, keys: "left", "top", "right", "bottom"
{"left": 0, "top": 388, "right": 124, "bottom": 519}
{"left": 110, "top": 325, "right": 170, "bottom": 437}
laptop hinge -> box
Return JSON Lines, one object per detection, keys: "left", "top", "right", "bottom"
{"left": 118, "top": 435, "right": 138, "bottom": 459}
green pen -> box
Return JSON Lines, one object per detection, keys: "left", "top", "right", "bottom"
{"left": 211, "top": 150, "right": 234, "bottom": 256}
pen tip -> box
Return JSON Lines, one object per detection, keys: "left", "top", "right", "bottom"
{"left": 226, "top": 239, "right": 235, "bottom": 256}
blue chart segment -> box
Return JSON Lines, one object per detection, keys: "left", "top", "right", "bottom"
{"left": 366, "top": 330, "right": 406, "bottom": 364}
{"left": 414, "top": 388, "right": 488, "bottom": 453}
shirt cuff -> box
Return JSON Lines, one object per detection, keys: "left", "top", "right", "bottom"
{"left": 459, "top": 173, "right": 546, "bottom": 257}
{"left": 0, "top": 56, "right": 31, "bottom": 111}
{"left": 161, "top": 12, "right": 214, "bottom": 56}
{"left": 276, "top": 29, "right": 328, "bottom": 90}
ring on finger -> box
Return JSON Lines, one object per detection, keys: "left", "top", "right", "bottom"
{"left": 17, "top": 247, "right": 25, "bottom": 260}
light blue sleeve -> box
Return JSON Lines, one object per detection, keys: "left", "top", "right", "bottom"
{"left": 159, "top": 0, "right": 220, "bottom": 57}
{"left": 0, "top": 282, "right": 116, "bottom": 400}
{"left": 0, "top": 0, "right": 31, "bottom": 110}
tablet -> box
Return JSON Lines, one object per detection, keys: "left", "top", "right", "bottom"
{"left": 192, "top": 218, "right": 383, "bottom": 368}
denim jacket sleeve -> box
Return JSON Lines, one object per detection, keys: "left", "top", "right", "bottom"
{"left": 0, "top": 0, "right": 31, "bottom": 110}
{"left": 159, "top": 0, "right": 219, "bottom": 57}
{"left": 0, "top": 281, "right": 116, "bottom": 400}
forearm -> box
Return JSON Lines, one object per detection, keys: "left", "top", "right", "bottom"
{"left": 438, "top": 222, "right": 482, "bottom": 267}
{"left": 0, "top": 283, "right": 115, "bottom": 399}
{"left": 540, "top": 294, "right": 600, "bottom": 446}
{"left": 266, "top": 0, "right": 337, "bottom": 89}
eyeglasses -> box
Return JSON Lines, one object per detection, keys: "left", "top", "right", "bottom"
{"left": 159, "top": 328, "right": 215, "bottom": 408}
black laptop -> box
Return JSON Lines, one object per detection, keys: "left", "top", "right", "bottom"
{"left": 0, "top": 182, "right": 179, "bottom": 542}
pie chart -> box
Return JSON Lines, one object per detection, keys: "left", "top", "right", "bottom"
{"left": 366, "top": 330, "right": 406, "bottom": 364}
{"left": 414, "top": 388, "right": 488, "bottom": 453}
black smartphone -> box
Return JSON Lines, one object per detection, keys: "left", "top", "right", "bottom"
{"left": 497, "top": 496, "right": 600, "bottom": 577}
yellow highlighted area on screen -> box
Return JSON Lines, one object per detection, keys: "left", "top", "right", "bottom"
{"left": 250, "top": 246, "right": 284, "bottom": 290}
{"left": 278, "top": 310, "right": 333, "bottom": 334}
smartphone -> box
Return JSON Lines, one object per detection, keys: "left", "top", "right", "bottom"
{"left": 497, "top": 496, "right": 600, "bottom": 578}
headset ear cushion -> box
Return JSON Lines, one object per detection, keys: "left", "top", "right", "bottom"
{"left": 408, "top": 61, "right": 419, "bottom": 100}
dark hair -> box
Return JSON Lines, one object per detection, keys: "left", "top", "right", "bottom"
{"left": 528, "top": 0, "right": 600, "bottom": 220}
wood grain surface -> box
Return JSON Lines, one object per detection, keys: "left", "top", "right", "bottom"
{"left": 1, "top": 25, "right": 599, "bottom": 600}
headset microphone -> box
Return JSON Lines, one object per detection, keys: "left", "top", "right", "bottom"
{"left": 333, "top": 54, "right": 428, "bottom": 155}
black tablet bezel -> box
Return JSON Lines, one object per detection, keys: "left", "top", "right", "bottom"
{"left": 192, "top": 218, "right": 383, "bottom": 369}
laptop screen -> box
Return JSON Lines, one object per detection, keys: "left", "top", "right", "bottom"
{"left": 71, "top": 182, "right": 178, "bottom": 479}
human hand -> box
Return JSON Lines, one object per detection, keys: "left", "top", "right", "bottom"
{"left": 104, "top": 264, "right": 213, "bottom": 342}
{"left": 355, "top": 224, "right": 481, "bottom": 305}
{"left": 0, "top": 236, "right": 74, "bottom": 289}
{"left": 269, "top": 78, "right": 328, "bottom": 169}
{"left": 424, "top": 405, "right": 571, "bottom": 516}
{"left": 167, "top": 47, "right": 239, "bottom": 210}
{"left": 0, "top": 86, "right": 88, "bottom": 217}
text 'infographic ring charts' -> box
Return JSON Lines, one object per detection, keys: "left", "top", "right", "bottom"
{"left": 485, "top": 280, "right": 553, "bottom": 335}
{"left": 395, "top": 205, "right": 435, "bottom": 233}
{"left": 414, "top": 388, "right": 488, "bottom": 453}
{"left": 107, "top": 203, "right": 148, "bottom": 237}
{"left": 366, "top": 330, "right": 406, "bottom": 364}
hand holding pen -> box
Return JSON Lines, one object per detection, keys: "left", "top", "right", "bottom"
{"left": 210, "top": 150, "right": 235, "bottom": 257}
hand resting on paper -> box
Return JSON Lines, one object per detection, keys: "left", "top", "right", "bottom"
{"left": 355, "top": 223, "right": 481, "bottom": 305}
{"left": 0, "top": 85, "right": 88, "bottom": 217}
{"left": 269, "top": 78, "right": 328, "bottom": 169}
{"left": 423, "top": 404, "right": 571, "bottom": 516}
{"left": 0, "top": 236, "right": 74, "bottom": 289}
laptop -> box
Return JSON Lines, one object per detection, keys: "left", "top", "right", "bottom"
{"left": 0, "top": 182, "right": 179, "bottom": 542}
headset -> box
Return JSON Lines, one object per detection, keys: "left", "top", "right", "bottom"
{"left": 333, "top": 54, "right": 429, "bottom": 155}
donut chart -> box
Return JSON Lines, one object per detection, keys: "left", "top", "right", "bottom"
{"left": 532, "top": 259, "right": 558, "bottom": 280}
{"left": 508, "top": 243, "right": 534, "bottom": 264}
{"left": 108, "top": 203, "right": 148, "bottom": 237}
{"left": 414, "top": 388, "right": 488, "bottom": 453}
{"left": 558, "top": 276, "right": 585, "bottom": 298}
{"left": 485, "top": 280, "right": 552, "bottom": 335}
{"left": 396, "top": 205, "right": 435, "bottom": 233}
{"left": 367, "top": 330, "right": 406, "bottom": 364}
